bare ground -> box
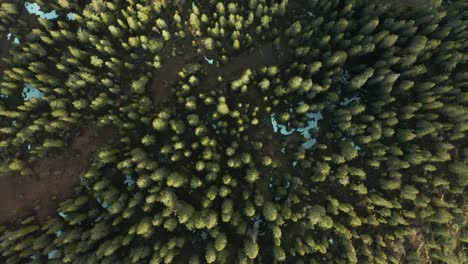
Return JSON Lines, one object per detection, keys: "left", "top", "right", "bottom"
{"left": 0, "top": 126, "right": 117, "bottom": 225}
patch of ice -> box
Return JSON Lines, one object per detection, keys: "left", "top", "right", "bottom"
{"left": 340, "top": 70, "right": 351, "bottom": 85}
{"left": 270, "top": 114, "right": 296, "bottom": 135}
{"left": 66, "top": 12, "right": 76, "bottom": 20}
{"left": 97, "top": 198, "right": 109, "bottom": 209}
{"left": 6, "top": 33, "right": 20, "bottom": 44}
{"left": 200, "top": 231, "right": 208, "bottom": 240}
{"left": 351, "top": 141, "right": 361, "bottom": 150}
{"left": 307, "top": 11, "right": 315, "bottom": 17}
{"left": 124, "top": 174, "right": 135, "bottom": 186}
{"left": 204, "top": 56, "right": 214, "bottom": 65}
{"left": 271, "top": 111, "right": 323, "bottom": 149}
{"left": 25, "top": 2, "right": 59, "bottom": 20}
{"left": 48, "top": 249, "right": 61, "bottom": 259}
{"left": 22, "top": 84, "right": 44, "bottom": 101}
{"left": 297, "top": 111, "right": 323, "bottom": 149}
{"left": 58, "top": 212, "right": 67, "bottom": 219}
{"left": 340, "top": 95, "right": 361, "bottom": 106}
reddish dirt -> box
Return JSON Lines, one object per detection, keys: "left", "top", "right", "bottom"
{"left": 0, "top": 126, "right": 117, "bottom": 225}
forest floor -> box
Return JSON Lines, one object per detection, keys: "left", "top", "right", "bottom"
{"left": 0, "top": 36, "right": 11, "bottom": 79}
{"left": 0, "top": 126, "right": 117, "bottom": 225}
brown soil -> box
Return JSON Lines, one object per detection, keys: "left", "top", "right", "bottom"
{"left": 151, "top": 38, "right": 289, "bottom": 107}
{"left": 151, "top": 38, "right": 195, "bottom": 107}
{"left": 200, "top": 41, "right": 289, "bottom": 93}
{"left": 0, "top": 126, "right": 117, "bottom": 225}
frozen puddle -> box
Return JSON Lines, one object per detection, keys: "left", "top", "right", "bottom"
{"left": 25, "top": 2, "right": 76, "bottom": 21}
{"left": 124, "top": 174, "right": 135, "bottom": 186}
{"left": 67, "top": 12, "right": 76, "bottom": 21}
{"left": 6, "top": 33, "right": 20, "bottom": 44}
{"left": 271, "top": 111, "right": 323, "bottom": 149}
{"left": 25, "top": 2, "right": 59, "bottom": 20}
{"left": 204, "top": 56, "right": 214, "bottom": 65}
{"left": 340, "top": 95, "right": 361, "bottom": 106}
{"left": 22, "top": 83, "right": 44, "bottom": 101}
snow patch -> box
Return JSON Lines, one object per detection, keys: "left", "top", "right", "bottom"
{"left": 351, "top": 140, "right": 361, "bottom": 150}
{"left": 66, "top": 12, "right": 76, "bottom": 21}
{"left": 124, "top": 174, "right": 135, "bottom": 186}
{"left": 25, "top": 2, "right": 59, "bottom": 20}
{"left": 204, "top": 56, "right": 214, "bottom": 65}
{"left": 97, "top": 198, "right": 109, "bottom": 209}
{"left": 22, "top": 84, "right": 44, "bottom": 101}
{"left": 271, "top": 111, "right": 323, "bottom": 148}
{"left": 58, "top": 212, "right": 67, "bottom": 219}
{"left": 48, "top": 249, "right": 61, "bottom": 259}
{"left": 6, "top": 33, "right": 20, "bottom": 44}
{"left": 340, "top": 95, "right": 361, "bottom": 106}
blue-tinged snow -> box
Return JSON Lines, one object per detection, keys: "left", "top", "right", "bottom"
{"left": 96, "top": 198, "right": 109, "bottom": 209}
{"left": 270, "top": 114, "right": 295, "bottom": 135}
{"left": 351, "top": 140, "right": 361, "bottom": 150}
{"left": 48, "top": 249, "right": 61, "bottom": 259}
{"left": 58, "top": 212, "right": 67, "bottom": 219}
{"left": 124, "top": 174, "right": 135, "bottom": 186}
{"left": 340, "top": 69, "right": 351, "bottom": 85}
{"left": 25, "top": 2, "right": 59, "bottom": 20}
{"left": 299, "top": 112, "right": 323, "bottom": 149}
{"left": 271, "top": 111, "right": 323, "bottom": 149}
{"left": 340, "top": 95, "right": 361, "bottom": 106}
{"left": 22, "top": 84, "right": 44, "bottom": 101}
{"left": 204, "top": 56, "right": 214, "bottom": 65}
{"left": 6, "top": 33, "right": 20, "bottom": 44}
{"left": 66, "top": 12, "right": 76, "bottom": 21}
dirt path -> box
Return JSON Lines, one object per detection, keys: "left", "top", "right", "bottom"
{"left": 0, "top": 126, "right": 117, "bottom": 225}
